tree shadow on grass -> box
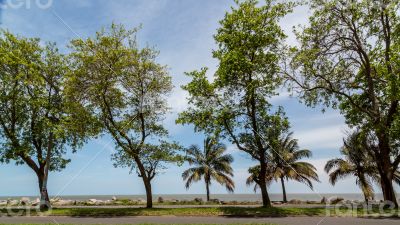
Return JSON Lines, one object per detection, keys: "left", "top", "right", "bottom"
{"left": 219, "top": 207, "right": 325, "bottom": 218}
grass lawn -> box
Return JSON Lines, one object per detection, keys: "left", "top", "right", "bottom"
{"left": 1, "top": 206, "right": 399, "bottom": 218}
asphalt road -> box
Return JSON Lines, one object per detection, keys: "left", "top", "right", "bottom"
{"left": 0, "top": 216, "right": 399, "bottom": 224}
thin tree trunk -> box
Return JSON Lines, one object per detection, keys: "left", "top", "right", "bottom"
{"left": 206, "top": 180, "right": 210, "bottom": 202}
{"left": 280, "top": 176, "right": 287, "bottom": 203}
{"left": 363, "top": 191, "right": 368, "bottom": 204}
{"left": 39, "top": 133, "right": 53, "bottom": 211}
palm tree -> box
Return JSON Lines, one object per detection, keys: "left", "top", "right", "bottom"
{"left": 246, "top": 165, "right": 275, "bottom": 192}
{"left": 182, "top": 137, "right": 235, "bottom": 201}
{"left": 271, "top": 132, "right": 319, "bottom": 203}
{"left": 246, "top": 132, "right": 319, "bottom": 203}
{"left": 325, "top": 131, "right": 377, "bottom": 202}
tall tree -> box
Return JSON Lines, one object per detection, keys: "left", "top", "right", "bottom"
{"left": 325, "top": 131, "right": 378, "bottom": 202}
{"left": 67, "top": 24, "right": 181, "bottom": 208}
{"left": 182, "top": 137, "right": 235, "bottom": 201}
{"left": 271, "top": 132, "right": 319, "bottom": 203}
{"left": 286, "top": 0, "right": 400, "bottom": 206}
{"left": 177, "top": 0, "right": 293, "bottom": 208}
{"left": 0, "top": 31, "right": 92, "bottom": 210}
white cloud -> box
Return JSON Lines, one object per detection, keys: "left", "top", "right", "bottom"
{"left": 294, "top": 125, "right": 347, "bottom": 150}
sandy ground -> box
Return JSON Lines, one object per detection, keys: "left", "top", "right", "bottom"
{"left": 0, "top": 216, "right": 399, "bottom": 224}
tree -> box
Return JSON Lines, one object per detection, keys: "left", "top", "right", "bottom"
{"left": 325, "top": 131, "right": 378, "bottom": 202}
{"left": 177, "top": 0, "right": 293, "bottom": 207}
{"left": 246, "top": 165, "right": 275, "bottom": 192}
{"left": 246, "top": 133, "right": 319, "bottom": 203}
{"left": 286, "top": 0, "right": 400, "bottom": 206}
{"left": 182, "top": 137, "right": 235, "bottom": 201}
{"left": 271, "top": 132, "right": 319, "bottom": 203}
{"left": 67, "top": 24, "right": 181, "bottom": 208}
{"left": 0, "top": 31, "right": 92, "bottom": 210}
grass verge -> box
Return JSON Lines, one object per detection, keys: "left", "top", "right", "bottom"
{"left": 1, "top": 207, "right": 399, "bottom": 218}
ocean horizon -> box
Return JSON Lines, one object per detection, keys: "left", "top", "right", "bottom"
{"left": 0, "top": 193, "right": 397, "bottom": 202}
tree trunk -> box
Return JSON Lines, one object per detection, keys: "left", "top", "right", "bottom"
{"left": 376, "top": 135, "right": 398, "bottom": 208}
{"left": 206, "top": 180, "right": 210, "bottom": 202}
{"left": 379, "top": 172, "right": 398, "bottom": 208}
{"left": 258, "top": 163, "right": 272, "bottom": 207}
{"left": 142, "top": 177, "right": 153, "bottom": 208}
{"left": 363, "top": 192, "right": 368, "bottom": 204}
{"left": 280, "top": 176, "right": 287, "bottom": 203}
{"left": 37, "top": 172, "right": 50, "bottom": 211}
{"left": 133, "top": 154, "right": 153, "bottom": 208}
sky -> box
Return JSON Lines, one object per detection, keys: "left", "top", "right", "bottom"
{"left": 0, "top": 0, "right": 398, "bottom": 198}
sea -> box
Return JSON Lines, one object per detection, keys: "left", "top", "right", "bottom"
{"left": 0, "top": 193, "right": 394, "bottom": 202}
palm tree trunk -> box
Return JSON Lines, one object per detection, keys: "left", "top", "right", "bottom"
{"left": 280, "top": 176, "right": 287, "bottom": 203}
{"left": 363, "top": 192, "right": 368, "bottom": 204}
{"left": 206, "top": 180, "right": 210, "bottom": 202}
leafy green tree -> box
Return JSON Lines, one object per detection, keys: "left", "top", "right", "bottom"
{"left": 177, "top": 0, "right": 293, "bottom": 207}
{"left": 67, "top": 24, "right": 182, "bottom": 208}
{"left": 182, "top": 137, "right": 234, "bottom": 201}
{"left": 287, "top": 0, "right": 400, "bottom": 206}
{"left": 271, "top": 132, "right": 319, "bottom": 203}
{"left": 0, "top": 31, "right": 93, "bottom": 210}
{"left": 325, "top": 131, "right": 378, "bottom": 202}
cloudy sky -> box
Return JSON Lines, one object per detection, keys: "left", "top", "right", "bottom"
{"left": 0, "top": 0, "right": 396, "bottom": 198}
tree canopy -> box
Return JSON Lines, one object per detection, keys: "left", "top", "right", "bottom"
{"left": 177, "top": 0, "right": 293, "bottom": 207}
{"left": 0, "top": 30, "right": 94, "bottom": 210}
{"left": 67, "top": 24, "right": 182, "bottom": 208}
{"left": 286, "top": 0, "right": 400, "bottom": 206}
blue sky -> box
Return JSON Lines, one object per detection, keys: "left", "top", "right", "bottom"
{"left": 0, "top": 0, "right": 397, "bottom": 198}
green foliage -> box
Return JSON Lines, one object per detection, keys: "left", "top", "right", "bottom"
{"left": 177, "top": 0, "right": 292, "bottom": 162}
{"left": 270, "top": 132, "right": 319, "bottom": 188}
{"left": 287, "top": 0, "right": 400, "bottom": 204}
{"left": 0, "top": 30, "right": 91, "bottom": 172}
{"left": 246, "top": 165, "right": 276, "bottom": 191}
{"left": 112, "top": 141, "right": 183, "bottom": 176}
{"left": 325, "top": 131, "right": 378, "bottom": 201}
{"left": 247, "top": 132, "right": 319, "bottom": 192}
{"left": 67, "top": 23, "right": 182, "bottom": 182}
{"left": 177, "top": 0, "right": 294, "bottom": 207}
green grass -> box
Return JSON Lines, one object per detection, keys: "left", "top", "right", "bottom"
{"left": 0, "top": 224, "right": 278, "bottom": 225}
{"left": 1, "top": 206, "right": 399, "bottom": 218}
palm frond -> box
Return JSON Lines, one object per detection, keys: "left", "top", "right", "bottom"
{"left": 182, "top": 137, "right": 235, "bottom": 193}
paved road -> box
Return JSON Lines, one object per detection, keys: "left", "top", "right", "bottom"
{"left": 0, "top": 216, "right": 398, "bottom": 224}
